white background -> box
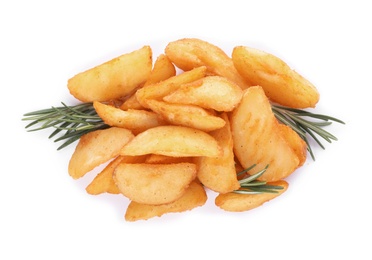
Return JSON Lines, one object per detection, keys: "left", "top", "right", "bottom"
{"left": 1, "top": 1, "right": 371, "bottom": 259}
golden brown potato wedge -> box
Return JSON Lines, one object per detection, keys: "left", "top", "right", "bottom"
{"left": 163, "top": 76, "right": 243, "bottom": 112}
{"left": 68, "top": 46, "right": 152, "bottom": 102}
{"left": 93, "top": 101, "right": 165, "bottom": 134}
{"left": 231, "top": 86, "right": 300, "bottom": 182}
{"left": 232, "top": 46, "right": 319, "bottom": 108}
{"left": 145, "top": 99, "right": 226, "bottom": 132}
{"left": 68, "top": 127, "right": 134, "bottom": 179}
{"left": 120, "top": 125, "right": 222, "bottom": 157}
{"left": 119, "top": 54, "right": 176, "bottom": 110}
{"left": 85, "top": 156, "right": 124, "bottom": 195}
{"left": 278, "top": 124, "right": 307, "bottom": 167}
{"left": 143, "top": 54, "right": 176, "bottom": 87}
{"left": 125, "top": 181, "right": 207, "bottom": 221}
{"left": 86, "top": 155, "right": 147, "bottom": 195}
{"left": 135, "top": 66, "right": 207, "bottom": 108}
{"left": 119, "top": 93, "right": 145, "bottom": 110}
{"left": 165, "top": 38, "right": 250, "bottom": 89}
{"left": 215, "top": 180, "right": 288, "bottom": 212}
{"left": 195, "top": 113, "right": 240, "bottom": 193}
{"left": 113, "top": 162, "right": 197, "bottom": 205}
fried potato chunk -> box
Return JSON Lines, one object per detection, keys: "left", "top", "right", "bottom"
{"left": 119, "top": 54, "right": 177, "bottom": 110}
{"left": 231, "top": 86, "right": 300, "bottom": 182}
{"left": 85, "top": 156, "right": 123, "bottom": 195}
{"left": 68, "top": 46, "right": 152, "bottom": 102}
{"left": 68, "top": 127, "right": 134, "bottom": 179}
{"left": 93, "top": 101, "right": 165, "bottom": 134}
{"left": 119, "top": 93, "right": 145, "bottom": 110}
{"left": 232, "top": 46, "right": 320, "bottom": 108}
{"left": 113, "top": 163, "right": 197, "bottom": 205}
{"left": 215, "top": 180, "right": 288, "bottom": 212}
{"left": 145, "top": 99, "right": 226, "bottom": 132}
{"left": 143, "top": 54, "right": 176, "bottom": 87}
{"left": 163, "top": 76, "right": 243, "bottom": 112}
{"left": 125, "top": 181, "right": 207, "bottom": 221}
{"left": 195, "top": 113, "right": 240, "bottom": 193}
{"left": 120, "top": 125, "right": 222, "bottom": 157}
{"left": 135, "top": 66, "right": 207, "bottom": 108}
{"left": 86, "top": 155, "right": 147, "bottom": 195}
{"left": 165, "top": 38, "right": 250, "bottom": 89}
{"left": 278, "top": 124, "right": 307, "bottom": 167}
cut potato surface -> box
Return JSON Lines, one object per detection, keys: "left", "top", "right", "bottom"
{"left": 135, "top": 66, "right": 207, "bottom": 108}
{"left": 68, "top": 46, "right": 152, "bottom": 102}
{"left": 278, "top": 124, "right": 307, "bottom": 167}
{"left": 231, "top": 86, "right": 300, "bottom": 182}
{"left": 93, "top": 101, "right": 165, "bottom": 134}
{"left": 163, "top": 76, "right": 243, "bottom": 112}
{"left": 195, "top": 113, "right": 240, "bottom": 193}
{"left": 145, "top": 99, "right": 226, "bottom": 132}
{"left": 86, "top": 155, "right": 147, "bottom": 195}
{"left": 114, "top": 163, "right": 197, "bottom": 205}
{"left": 232, "top": 46, "right": 319, "bottom": 108}
{"left": 68, "top": 127, "right": 134, "bottom": 179}
{"left": 143, "top": 53, "right": 176, "bottom": 87}
{"left": 125, "top": 181, "right": 207, "bottom": 221}
{"left": 120, "top": 125, "right": 222, "bottom": 157}
{"left": 85, "top": 156, "right": 124, "bottom": 195}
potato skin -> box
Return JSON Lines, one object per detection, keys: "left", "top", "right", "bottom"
{"left": 215, "top": 180, "right": 288, "bottom": 212}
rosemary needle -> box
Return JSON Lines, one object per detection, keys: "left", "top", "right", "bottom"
{"left": 234, "top": 165, "right": 284, "bottom": 194}
{"left": 22, "top": 102, "right": 109, "bottom": 150}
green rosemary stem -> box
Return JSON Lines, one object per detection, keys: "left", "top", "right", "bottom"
{"left": 271, "top": 105, "right": 345, "bottom": 160}
{"left": 234, "top": 165, "right": 284, "bottom": 194}
{"left": 22, "top": 102, "right": 109, "bottom": 150}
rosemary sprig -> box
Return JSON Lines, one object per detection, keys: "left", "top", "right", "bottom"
{"left": 22, "top": 102, "right": 344, "bottom": 156}
{"left": 22, "top": 102, "right": 109, "bottom": 150}
{"left": 271, "top": 105, "right": 345, "bottom": 160}
{"left": 234, "top": 164, "right": 284, "bottom": 194}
